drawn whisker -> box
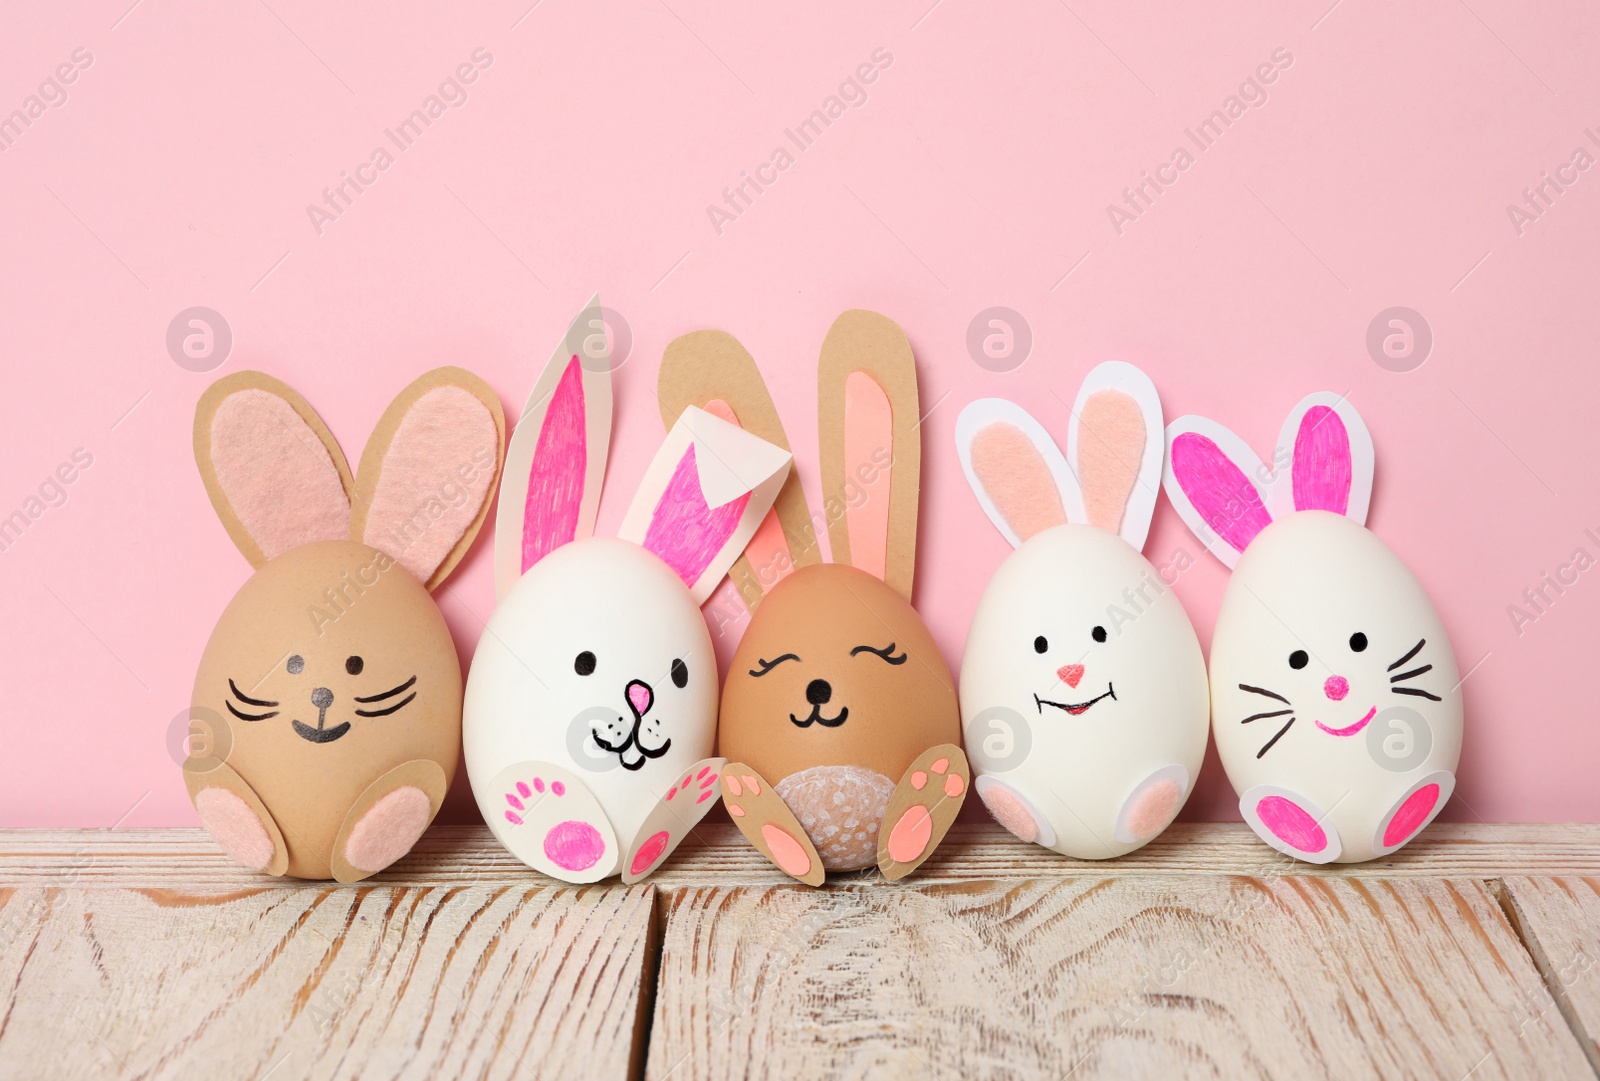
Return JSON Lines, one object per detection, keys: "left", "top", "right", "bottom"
{"left": 1239, "top": 683, "right": 1291, "bottom": 704}
{"left": 1393, "top": 687, "right": 1442, "bottom": 702}
{"left": 1257, "top": 716, "right": 1296, "bottom": 758}
{"left": 355, "top": 675, "right": 417, "bottom": 703}
{"left": 226, "top": 701, "right": 278, "bottom": 722}
{"left": 1388, "top": 639, "right": 1426, "bottom": 672}
{"left": 229, "top": 679, "right": 277, "bottom": 707}
{"left": 354, "top": 692, "right": 416, "bottom": 717}
{"left": 1241, "top": 708, "right": 1293, "bottom": 724}
{"left": 1389, "top": 664, "right": 1432, "bottom": 683}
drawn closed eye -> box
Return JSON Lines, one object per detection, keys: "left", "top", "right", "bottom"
{"left": 851, "top": 642, "right": 907, "bottom": 665}
{"left": 749, "top": 654, "right": 800, "bottom": 678}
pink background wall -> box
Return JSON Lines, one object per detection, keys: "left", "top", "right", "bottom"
{"left": 3, "top": 1, "right": 1597, "bottom": 830}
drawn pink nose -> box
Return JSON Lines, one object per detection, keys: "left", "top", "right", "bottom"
{"left": 1058, "top": 664, "right": 1084, "bottom": 689}
{"left": 1324, "top": 676, "right": 1349, "bottom": 701}
{"left": 626, "top": 680, "right": 654, "bottom": 717}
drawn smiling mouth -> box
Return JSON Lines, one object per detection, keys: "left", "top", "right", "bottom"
{"left": 1035, "top": 684, "right": 1117, "bottom": 716}
{"left": 1314, "top": 705, "right": 1376, "bottom": 737}
{"left": 292, "top": 720, "right": 351, "bottom": 744}
{"left": 790, "top": 704, "right": 849, "bottom": 728}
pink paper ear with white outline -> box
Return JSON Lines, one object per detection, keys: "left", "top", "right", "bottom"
{"left": 494, "top": 297, "right": 614, "bottom": 599}
{"left": 1162, "top": 416, "right": 1277, "bottom": 569}
{"left": 1274, "top": 393, "right": 1374, "bottom": 526}
{"left": 619, "top": 406, "right": 792, "bottom": 604}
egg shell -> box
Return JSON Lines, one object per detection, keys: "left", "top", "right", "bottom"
{"left": 959, "top": 524, "right": 1210, "bottom": 858}
{"left": 463, "top": 536, "right": 719, "bottom": 858}
{"left": 191, "top": 540, "right": 461, "bottom": 880}
{"left": 1210, "top": 511, "right": 1463, "bottom": 863}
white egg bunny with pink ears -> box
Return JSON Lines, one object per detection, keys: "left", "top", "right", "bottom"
{"left": 1163, "top": 393, "right": 1462, "bottom": 864}
{"left": 955, "top": 362, "right": 1210, "bottom": 859}
{"left": 464, "top": 300, "right": 791, "bottom": 884}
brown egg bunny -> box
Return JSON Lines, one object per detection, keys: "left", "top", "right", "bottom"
{"left": 657, "top": 310, "right": 966, "bottom": 884}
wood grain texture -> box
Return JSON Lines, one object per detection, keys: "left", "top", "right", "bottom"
{"left": 1501, "top": 877, "right": 1600, "bottom": 1073}
{"left": 0, "top": 883, "right": 654, "bottom": 1081}
{"left": 646, "top": 876, "right": 1592, "bottom": 1081}
{"left": 5, "top": 823, "right": 1600, "bottom": 890}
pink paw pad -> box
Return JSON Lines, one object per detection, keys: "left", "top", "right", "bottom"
{"left": 1256, "top": 796, "right": 1328, "bottom": 854}
{"left": 345, "top": 787, "right": 433, "bottom": 873}
{"left": 195, "top": 787, "right": 275, "bottom": 872}
{"left": 886, "top": 805, "right": 933, "bottom": 863}
{"left": 1382, "top": 783, "right": 1440, "bottom": 848}
{"left": 629, "top": 831, "right": 672, "bottom": 877}
{"left": 1124, "top": 780, "right": 1181, "bottom": 841}
{"left": 978, "top": 783, "right": 1039, "bottom": 844}
{"left": 544, "top": 820, "right": 606, "bottom": 871}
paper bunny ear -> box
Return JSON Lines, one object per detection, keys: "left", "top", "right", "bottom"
{"left": 954, "top": 399, "right": 1079, "bottom": 549}
{"left": 818, "top": 310, "right": 921, "bottom": 600}
{"left": 1275, "top": 393, "right": 1374, "bottom": 525}
{"left": 1162, "top": 416, "right": 1276, "bottom": 569}
{"left": 494, "top": 297, "right": 614, "bottom": 599}
{"left": 350, "top": 368, "right": 506, "bottom": 590}
{"left": 618, "top": 407, "right": 792, "bottom": 604}
{"left": 657, "top": 329, "right": 820, "bottom": 609}
{"left": 1068, "top": 361, "right": 1163, "bottom": 551}
{"left": 194, "top": 372, "right": 355, "bottom": 568}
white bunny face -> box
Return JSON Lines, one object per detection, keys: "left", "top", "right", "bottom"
{"left": 956, "top": 362, "right": 1209, "bottom": 859}
{"left": 1165, "top": 395, "right": 1462, "bottom": 864}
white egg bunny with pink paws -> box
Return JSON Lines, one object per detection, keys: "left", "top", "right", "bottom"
{"left": 1162, "top": 393, "right": 1462, "bottom": 864}
{"left": 955, "top": 362, "right": 1210, "bottom": 859}
{"left": 463, "top": 300, "right": 791, "bottom": 884}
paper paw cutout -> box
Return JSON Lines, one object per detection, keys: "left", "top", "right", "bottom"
{"left": 331, "top": 760, "right": 448, "bottom": 883}
{"left": 186, "top": 759, "right": 289, "bottom": 877}
{"left": 1113, "top": 764, "right": 1189, "bottom": 845}
{"left": 878, "top": 744, "right": 969, "bottom": 881}
{"left": 1239, "top": 784, "right": 1342, "bottom": 865}
{"left": 974, "top": 775, "right": 1056, "bottom": 848}
{"left": 489, "top": 762, "right": 619, "bottom": 883}
{"left": 621, "top": 757, "right": 727, "bottom": 884}
{"left": 1372, "top": 770, "right": 1455, "bottom": 856}
{"left": 721, "top": 764, "right": 824, "bottom": 886}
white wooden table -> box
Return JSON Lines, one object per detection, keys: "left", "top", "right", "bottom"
{"left": 2, "top": 823, "right": 1598, "bottom": 1079}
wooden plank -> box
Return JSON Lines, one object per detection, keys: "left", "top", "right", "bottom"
{"left": 4, "top": 823, "right": 1600, "bottom": 889}
{"left": 0, "top": 883, "right": 654, "bottom": 1081}
{"left": 1500, "top": 877, "right": 1600, "bottom": 1073}
{"left": 645, "top": 876, "right": 1592, "bottom": 1081}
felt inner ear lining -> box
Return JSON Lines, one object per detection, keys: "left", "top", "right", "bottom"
{"left": 1291, "top": 404, "right": 1352, "bottom": 515}
{"left": 843, "top": 370, "right": 893, "bottom": 578}
{"left": 521, "top": 355, "right": 588, "bottom": 574}
{"left": 969, "top": 422, "right": 1067, "bottom": 543}
{"left": 1077, "top": 388, "right": 1145, "bottom": 535}
{"left": 209, "top": 389, "right": 351, "bottom": 562}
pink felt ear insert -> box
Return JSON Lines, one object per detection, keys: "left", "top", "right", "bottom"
{"left": 194, "top": 787, "right": 275, "bottom": 872}
{"left": 970, "top": 422, "right": 1067, "bottom": 542}
{"left": 363, "top": 386, "right": 498, "bottom": 583}
{"left": 1291, "top": 405, "right": 1352, "bottom": 515}
{"left": 210, "top": 390, "right": 350, "bottom": 561}
{"left": 1170, "top": 432, "right": 1273, "bottom": 554}
{"left": 704, "top": 397, "right": 795, "bottom": 592}
{"left": 643, "top": 443, "right": 751, "bottom": 589}
{"left": 343, "top": 786, "right": 432, "bottom": 873}
{"left": 1078, "top": 389, "right": 1144, "bottom": 534}
{"left": 522, "top": 356, "right": 587, "bottom": 573}
{"left": 843, "top": 370, "right": 893, "bottom": 579}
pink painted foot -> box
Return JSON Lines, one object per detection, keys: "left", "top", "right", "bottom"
{"left": 343, "top": 786, "right": 432, "bottom": 874}
{"left": 1114, "top": 764, "right": 1190, "bottom": 845}
{"left": 974, "top": 775, "right": 1056, "bottom": 848}
{"left": 621, "top": 757, "right": 727, "bottom": 883}
{"left": 878, "top": 744, "right": 970, "bottom": 881}
{"left": 1239, "top": 784, "right": 1342, "bottom": 865}
{"left": 1372, "top": 770, "right": 1456, "bottom": 856}
{"left": 194, "top": 787, "right": 276, "bottom": 872}
{"left": 488, "top": 761, "right": 619, "bottom": 883}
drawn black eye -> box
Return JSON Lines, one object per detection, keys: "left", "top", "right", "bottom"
{"left": 671, "top": 658, "right": 688, "bottom": 688}
{"left": 1289, "top": 650, "right": 1309, "bottom": 670}
{"left": 1034, "top": 636, "right": 1048, "bottom": 654}
{"left": 287, "top": 655, "right": 304, "bottom": 674}
{"left": 574, "top": 651, "right": 596, "bottom": 676}
{"left": 1091, "top": 626, "right": 1108, "bottom": 643}
{"left": 1349, "top": 632, "right": 1368, "bottom": 653}
{"left": 345, "top": 656, "right": 364, "bottom": 675}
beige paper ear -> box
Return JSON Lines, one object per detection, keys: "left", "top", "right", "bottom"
{"left": 818, "top": 310, "right": 921, "bottom": 601}
{"left": 349, "top": 367, "right": 506, "bottom": 591}
{"left": 194, "top": 371, "right": 354, "bottom": 568}
{"left": 658, "top": 329, "right": 819, "bottom": 609}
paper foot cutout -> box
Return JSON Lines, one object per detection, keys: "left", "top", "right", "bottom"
{"left": 878, "top": 744, "right": 969, "bottom": 881}
{"left": 331, "top": 759, "right": 448, "bottom": 883}
{"left": 185, "top": 759, "right": 289, "bottom": 876}
{"left": 1372, "top": 770, "right": 1455, "bottom": 856}
{"left": 1113, "top": 764, "right": 1189, "bottom": 845}
{"left": 974, "top": 775, "right": 1056, "bottom": 848}
{"left": 721, "top": 763, "right": 825, "bottom": 887}
{"left": 1238, "top": 784, "right": 1343, "bottom": 865}
{"left": 621, "top": 757, "right": 727, "bottom": 883}
{"left": 488, "top": 761, "right": 619, "bottom": 883}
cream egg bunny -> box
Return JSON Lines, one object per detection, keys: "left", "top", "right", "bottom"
{"left": 463, "top": 300, "right": 791, "bottom": 883}
{"left": 954, "top": 362, "right": 1210, "bottom": 858}
{"left": 1162, "top": 393, "right": 1462, "bottom": 864}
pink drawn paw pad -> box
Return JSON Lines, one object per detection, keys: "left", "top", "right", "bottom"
{"left": 1374, "top": 772, "right": 1454, "bottom": 854}
{"left": 344, "top": 786, "right": 432, "bottom": 873}
{"left": 1240, "top": 785, "right": 1342, "bottom": 864}
{"left": 501, "top": 774, "right": 604, "bottom": 872}
{"left": 195, "top": 787, "right": 275, "bottom": 872}
{"left": 1257, "top": 796, "right": 1327, "bottom": 853}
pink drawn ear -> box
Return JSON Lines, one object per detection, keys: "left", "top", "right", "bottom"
{"left": 521, "top": 356, "right": 589, "bottom": 572}
{"left": 1291, "top": 405, "right": 1352, "bottom": 514}
{"left": 643, "top": 443, "right": 751, "bottom": 589}
{"left": 1167, "top": 430, "right": 1273, "bottom": 561}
